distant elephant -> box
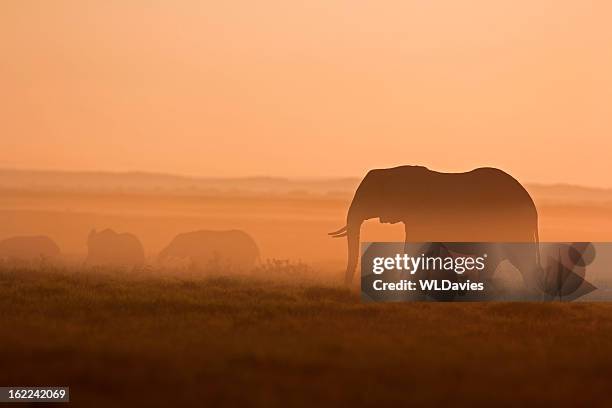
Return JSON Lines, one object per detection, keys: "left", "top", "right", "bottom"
{"left": 158, "top": 230, "right": 260, "bottom": 270}
{"left": 330, "top": 166, "right": 540, "bottom": 286}
{"left": 0, "top": 235, "right": 60, "bottom": 261}
{"left": 86, "top": 229, "right": 145, "bottom": 267}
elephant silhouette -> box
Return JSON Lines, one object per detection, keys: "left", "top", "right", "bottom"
{"left": 0, "top": 235, "right": 61, "bottom": 261}
{"left": 158, "top": 230, "right": 260, "bottom": 270}
{"left": 86, "top": 229, "right": 145, "bottom": 267}
{"left": 330, "top": 166, "right": 540, "bottom": 286}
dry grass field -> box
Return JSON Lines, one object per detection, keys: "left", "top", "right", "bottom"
{"left": 2, "top": 265, "right": 612, "bottom": 407}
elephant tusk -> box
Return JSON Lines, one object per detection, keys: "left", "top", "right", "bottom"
{"left": 330, "top": 231, "right": 347, "bottom": 238}
{"left": 328, "top": 225, "right": 348, "bottom": 236}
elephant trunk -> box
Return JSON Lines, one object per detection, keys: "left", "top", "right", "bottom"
{"left": 344, "top": 208, "right": 365, "bottom": 285}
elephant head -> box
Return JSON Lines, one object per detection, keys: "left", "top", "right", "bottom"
{"left": 329, "top": 169, "right": 410, "bottom": 284}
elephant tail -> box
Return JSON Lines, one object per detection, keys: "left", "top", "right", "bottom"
{"left": 328, "top": 225, "right": 347, "bottom": 238}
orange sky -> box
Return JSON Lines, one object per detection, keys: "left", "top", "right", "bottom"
{"left": 1, "top": 1, "right": 611, "bottom": 186}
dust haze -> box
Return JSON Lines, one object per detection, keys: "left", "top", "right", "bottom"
{"left": 1, "top": 169, "right": 611, "bottom": 273}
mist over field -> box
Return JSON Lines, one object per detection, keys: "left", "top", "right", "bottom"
{"left": 0, "top": 171, "right": 611, "bottom": 406}
{"left": 2, "top": 169, "right": 612, "bottom": 268}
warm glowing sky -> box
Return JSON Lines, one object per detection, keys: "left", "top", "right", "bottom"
{"left": 1, "top": 1, "right": 611, "bottom": 186}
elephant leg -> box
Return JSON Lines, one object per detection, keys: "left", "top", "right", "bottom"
{"left": 505, "top": 243, "right": 542, "bottom": 295}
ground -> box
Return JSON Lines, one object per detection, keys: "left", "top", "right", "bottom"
{"left": 1, "top": 266, "right": 612, "bottom": 407}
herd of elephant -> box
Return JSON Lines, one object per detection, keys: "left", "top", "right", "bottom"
{"left": 0, "top": 229, "right": 260, "bottom": 270}
{"left": 1, "top": 165, "right": 542, "bottom": 285}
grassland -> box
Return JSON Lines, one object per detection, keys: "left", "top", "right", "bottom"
{"left": 2, "top": 266, "right": 612, "bottom": 407}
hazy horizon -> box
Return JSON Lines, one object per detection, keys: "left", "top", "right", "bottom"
{"left": 2, "top": 166, "right": 612, "bottom": 192}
